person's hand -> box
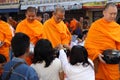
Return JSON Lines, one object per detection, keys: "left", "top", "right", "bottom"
{"left": 63, "top": 44, "right": 71, "bottom": 50}
{"left": 57, "top": 44, "right": 64, "bottom": 50}
{"left": 98, "top": 54, "right": 106, "bottom": 64}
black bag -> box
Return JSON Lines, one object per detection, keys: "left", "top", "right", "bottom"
{"left": 102, "top": 49, "right": 120, "bottom": 64}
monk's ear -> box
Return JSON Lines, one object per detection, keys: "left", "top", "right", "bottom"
{"left": 103, "top": 10, "right": 105, "bottom": 16}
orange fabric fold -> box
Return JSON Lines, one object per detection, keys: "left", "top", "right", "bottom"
{"left": 70, "top": 18, "right": 77, "bottom": 33}
{"left": 85, "top": 18, "right": 120, "bottom": 80}
{"left": 43, "top": 17, "right": 71, "bottom": 48}
{"left": 16, "top": 19, "right": 43, "bottom": 65}
{"left": 16, "top": 19, "right": 43, "bottom": 45}
{"left": 0, "top": 20, "right": 12, "bottom": 61}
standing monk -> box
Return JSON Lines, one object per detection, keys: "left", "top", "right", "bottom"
{"left": 42, "top": 7, "right": 71, "bottom": 48}
{"left": 0, "top": 15, "right": 13, "bottom": 61}
{"left": 85, "top": 2, "right": 120, "bottom": 80}
{"left": 16, "top": 7, "right": 43, "bottom": 65}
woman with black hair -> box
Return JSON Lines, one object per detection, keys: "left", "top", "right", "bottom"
{"left": 31, "top": 39, "right": 64, "bottom": 80}
{"left": 59, "top": 45, "right": 95, "bottom": 80}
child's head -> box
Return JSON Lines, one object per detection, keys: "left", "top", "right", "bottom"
{"left": 69, "top": 45, "right": 89, "bottom": 66}
{"left": 0, "top": 54, "right": 7, "bottom": 74}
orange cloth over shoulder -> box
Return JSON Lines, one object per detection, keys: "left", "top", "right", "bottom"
{"left": 0, "top": 20, "right": 12, "bottom": 61}
{"left": 85, "top": 18, "right": 120, "bottom": 80}
{"left": 70, "top": 18, "right": 77, "bottom": 33}
{"left": 16, "top": 19, "right": 43, "bottom": 65}
{"left": 43, "top": 17, "right": 71, "bottom": 48}
{"left": 16, "top": 19, "right": 43, "bottom": 45}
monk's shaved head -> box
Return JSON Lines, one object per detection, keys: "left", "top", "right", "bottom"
{"left": 103, "top": 2, "right": 117, "bottom": 22}
{"left": 26, "top": 6, "right": 37, "bottom": 13}
{"left": 54, "top": 6, "right": 65, "bottom": 14}
{"left": 26, "top": 6, "right": 37, "bottom": 22}
{"left": 104, "top": 2, "right": 116, "bottom": 11}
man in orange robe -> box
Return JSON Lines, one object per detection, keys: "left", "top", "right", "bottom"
{"left": 85, "top": 2, "right": 120, "bottom": 80}
{"left": 16, "top": 7, "right": 43, "bottom": 65}
{"left": 70, "top": 18, "right": 78, "bottom": 33}
{"left": 42, "top": 7, "right": 71, "bottom": 48}
{"left": 0, "top": 15, "right": 13, "bottom": 61}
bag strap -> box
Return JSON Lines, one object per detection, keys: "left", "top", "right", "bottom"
{"left": 5, "top": 62, "right": 25, "bottom": 80}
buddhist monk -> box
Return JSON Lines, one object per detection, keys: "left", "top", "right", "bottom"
{"left": 70, "top": 18, "right": 78, "bottom": 33}
{"left": 85, "top": 2, "right": 120, "bottom": 80}
{"left": 42, "top": 7, "right": 71, "bottom": 48}
{"left": 16, "top": 7, "right": 43, "bottom": 65}
{"left": 0, "top": 15, "right": 13, "bottom": 61}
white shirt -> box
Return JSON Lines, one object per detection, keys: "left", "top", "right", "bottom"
{"left": 31, "top": 58, "right": 62, "bottom": 80}
{"left": 59, "top": 49, "right": 95, "bottom": 80}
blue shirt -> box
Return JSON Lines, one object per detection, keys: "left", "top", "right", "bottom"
{"left": 2, "top": 57, "right": 39, "bottom": 80}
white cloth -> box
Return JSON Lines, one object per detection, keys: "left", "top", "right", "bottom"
{"left": 59, "top": 49, "right": 95, "bottom": 80}
{"left": 31, "top": 58, "right": 62, "bottom": 80}
{"left": 70, "top": 40, "right": 85, "bottom": 48}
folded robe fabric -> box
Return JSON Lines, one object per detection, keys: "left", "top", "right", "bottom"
{"left": 0, "top": 20, "right": 12, "bottom": 61}
{"left": 43, "top": 17, "right": 71, "bottom": 48}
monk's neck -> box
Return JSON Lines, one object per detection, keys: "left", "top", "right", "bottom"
{"left": 102, "top": 17, "right": 114, "bottom": 23}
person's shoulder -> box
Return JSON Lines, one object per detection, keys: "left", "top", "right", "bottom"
{"left": 52, "top": 58, "right": 61, "bottom": 65}
{"left": 26, "top": 66, "right": 39, "bottom": 80}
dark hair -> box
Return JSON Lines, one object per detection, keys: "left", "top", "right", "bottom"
{"left": 11, "top": 32, "right": 30, "bottom": 57}
{"left": 117, "top": 17, "right": 120, "bottom": 24}
{"left": 0, "top": 15, "right": 7, "bottom": 22}
{"left": 69, "top": 45, "right": 90, "bottom": 67}
{"left": 104, "top": 2, "right": 116, "bottom": 11}
{"left": 82, "top": 30, "right": 88, "bottom": 35}
{"left": 84, "top": 16, "right": 89, "bottom": 20}
{"left": 0, "top": 54, "right": 7, "bottom": 63}
{"left": 37, "top": 12, "right": 42, "bottom": 17}
{"left": 32, "top": 39, "right": 55, "bottom": 67}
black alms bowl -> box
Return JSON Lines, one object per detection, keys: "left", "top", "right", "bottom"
{"left": 102, "top": 49, "right": 120, "bottom": 64}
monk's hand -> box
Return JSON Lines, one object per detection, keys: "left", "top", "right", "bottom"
{"left": 98, "top": 54, "right": 106, "bottom": 64}
{"left": 0, "top": 41, "right": 4, "bottom": 47}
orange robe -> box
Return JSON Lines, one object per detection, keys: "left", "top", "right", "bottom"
{"left": 16, "top": 19, "right": 43, "bottom": 65}
{"left": 70, "top": 18, "right": 77, "bottom": 33}
{"left": 43, "top": 17, "right": 71, "bottom": 48}
{"left": 85, "top": 18, "right": 120, "bottom": 80}
{"left": 0, "top": 20, "right": 12, "bottom": 61}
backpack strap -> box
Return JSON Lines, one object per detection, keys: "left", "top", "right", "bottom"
{"left": 5, "top": 62, "right": 25, "bottom": 80}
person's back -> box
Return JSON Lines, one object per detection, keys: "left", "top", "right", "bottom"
{"left": 2, "top": 32, "right": 39, "bottom": 80}
{"left": 59, "top": 45, "right": 95, "bottom": 80}
{"left": 31, "top": 58, "right": 62, "bottom": 80}
{"left": 31, "top": 39, "right": 63, "bottom": 80}
{"left": 2, "top": 58, "right": 38, "bottom": 80}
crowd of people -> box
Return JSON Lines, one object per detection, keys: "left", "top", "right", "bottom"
{"left": 0, "top": 2, "right": 120, "bottom": 80}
